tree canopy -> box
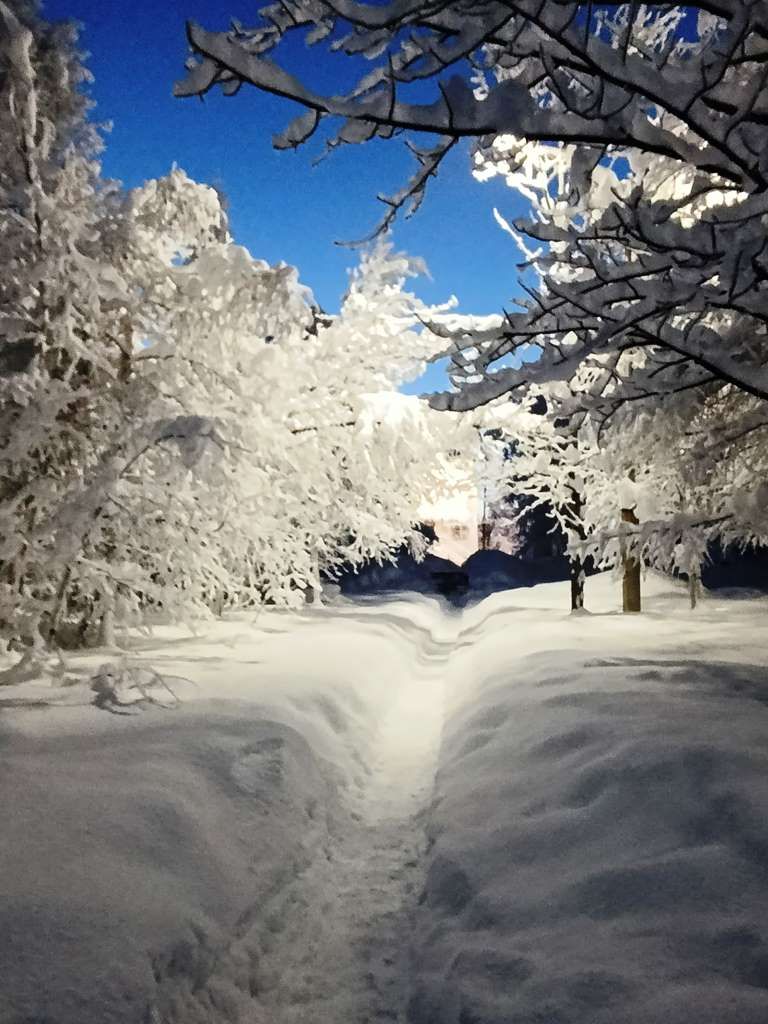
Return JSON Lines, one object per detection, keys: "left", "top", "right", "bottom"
{"left": 0, "top": 0, "right": 472, "bottom": 650}
{"left": 174, "top": 2, "right": 768, "bottom": 595}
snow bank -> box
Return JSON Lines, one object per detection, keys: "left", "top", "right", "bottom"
{"left": 338, "top": 551, "right": 464, "bottom": 598}
{"left": 2, "top": 576, "right": 767, "bottom": 1023}
{"left": 461, "top": 548, "right": 569, "bottom": 598}
{"left": 0, "top": 703, "right": 345, "bottom": 1023}
{"left": 409, "top": 574, "right": 768, "bottom": 1024}
{"left": 0, "top": 605, "right": 434, "bottom": 1024}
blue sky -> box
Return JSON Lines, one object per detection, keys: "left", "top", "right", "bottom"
{"left": 45, "top": 0, "right": 530, "bottom": 391}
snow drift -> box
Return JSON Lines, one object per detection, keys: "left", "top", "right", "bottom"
{"left": 409, "top": 575, "right": 768, "bottom": 1023}
{"left": 1, "top": 576, "right": 767, "bottom": 1023}
{"left": 0, "top": 704, "right": 348, "bottom": 1023}
{"left": 411, "top": 654, "right": 768, "bottom": 1023}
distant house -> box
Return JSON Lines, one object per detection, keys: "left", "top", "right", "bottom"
{"left": 358, "top": 390, "right": 525, "bottom": 564}
{"left": 419, "top": 479, "right": 481, "bottom": 565}
{"left": 420, "top": 474, "right": 530, "bottom": 563}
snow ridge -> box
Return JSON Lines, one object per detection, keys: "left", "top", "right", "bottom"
{"left": 143, "top": 603, "right": 453, "bottom": 1024}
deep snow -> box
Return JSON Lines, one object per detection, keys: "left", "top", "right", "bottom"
{"left": 1, "top": 575, "right": 767, "bottom": 1023}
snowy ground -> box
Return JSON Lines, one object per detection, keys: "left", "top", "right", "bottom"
{"left": 1, "top": 574, "right": 767, "bottom": 1023}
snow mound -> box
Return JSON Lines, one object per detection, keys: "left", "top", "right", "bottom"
{"left": 462, "top": 548, "right": 569, "bottom": 599}
{"left": 0, "top": 602, "right": 446, "bottom": 1024}
{"left": 410, "top": 649, "right": 768, "bottom": 1024}
{"left": 338, "top": 551, "right": 464, "bottom": 597}
{"left": 0, "top": 703, "right": 348, "bottom": 1024}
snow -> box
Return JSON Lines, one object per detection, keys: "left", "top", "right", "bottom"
{"left": 412, "top": 573, "right": 768, "bottom": 1023}
{"left": 0, "top": 602, "right": 445, "bottom": 1023}
{"left": 1, "top": 574, "right": 767, "bottom": 1022}
{"left": 462, "top": 548, "right": 569, "bottom": 598}
{"left": 338, "top": 551, "right": 465, "bottom": 598}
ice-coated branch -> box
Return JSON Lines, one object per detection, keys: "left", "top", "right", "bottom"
{"left": 176, "top": 2, "right": 768, "bottom": 199}
{"left": 172, "top": 3, "right": 768, "bottom": 431}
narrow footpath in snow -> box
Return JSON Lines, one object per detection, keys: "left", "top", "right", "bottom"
{"left": 248, "top": 612, "right": 454, "bottom": 1023}
{"left": 131, "top": 600, "right": 461, "bottom": 1024}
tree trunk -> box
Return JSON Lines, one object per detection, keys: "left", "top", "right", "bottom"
{"left": 49, "top": 564, "right": 73, "bottom": 643}
{"left": 99, "top": 608, "right": 115, "bottom": 647}
{"left": 478, "top": 520, "right": 493, "bottom": 550}
{"left": 306, "top": 552, "right": 322, "bottom": 605}
{"left": 689, "top": 572, "right": 700, "bottom": 610}
{"left": 621, "top": 506, "right": 641, "bottom": 612}
{"left": 567, "top": 486, "right": 586, "bottom": 612}
{"left": 570, "top": 555, "right": 584, "bottom": 611}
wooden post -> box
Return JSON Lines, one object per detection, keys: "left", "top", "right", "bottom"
{"left": 621, "top": 506, "right": 641, "bottom": 612}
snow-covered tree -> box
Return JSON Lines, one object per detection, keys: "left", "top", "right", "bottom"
{"left": 476, "top": 369, "right": 768, "bottom": 611}
{"left": 471, "top": 396, "right": 591, "bottom": 607}
{"left": 575, "top": 387, "right": 768, "bottom": 607}
{"left": 173, "top": 3, "right": 768, "bottom": 610}
{"left": 471, "top": 428, "right": 520, "bottom": 554}
{"left": 0, "top": 0, "right": 140, "bottom": 647}
{"left": 126, "top": 226, "right": 470, "bottom": 618}
{"left": 2, "top": 159, "right": 469, "bottom": 646}
{"left": 175, "top": 3, "right": 766, "bottom": 252}
{"left": 1, "top": 3, "right": 474, "bottom": 652}
{"left": 464, "top": 83, "right": 768, "bottom": 602}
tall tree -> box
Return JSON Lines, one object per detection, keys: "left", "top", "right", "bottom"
{"left": 1, "top": 3, "right": 473, "bottom": 653}
{"left": 0, "top": 0, "right": 137, "bottom": 646}
{"left": 174, "top": 3, "right": 768, "bottom": 601}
